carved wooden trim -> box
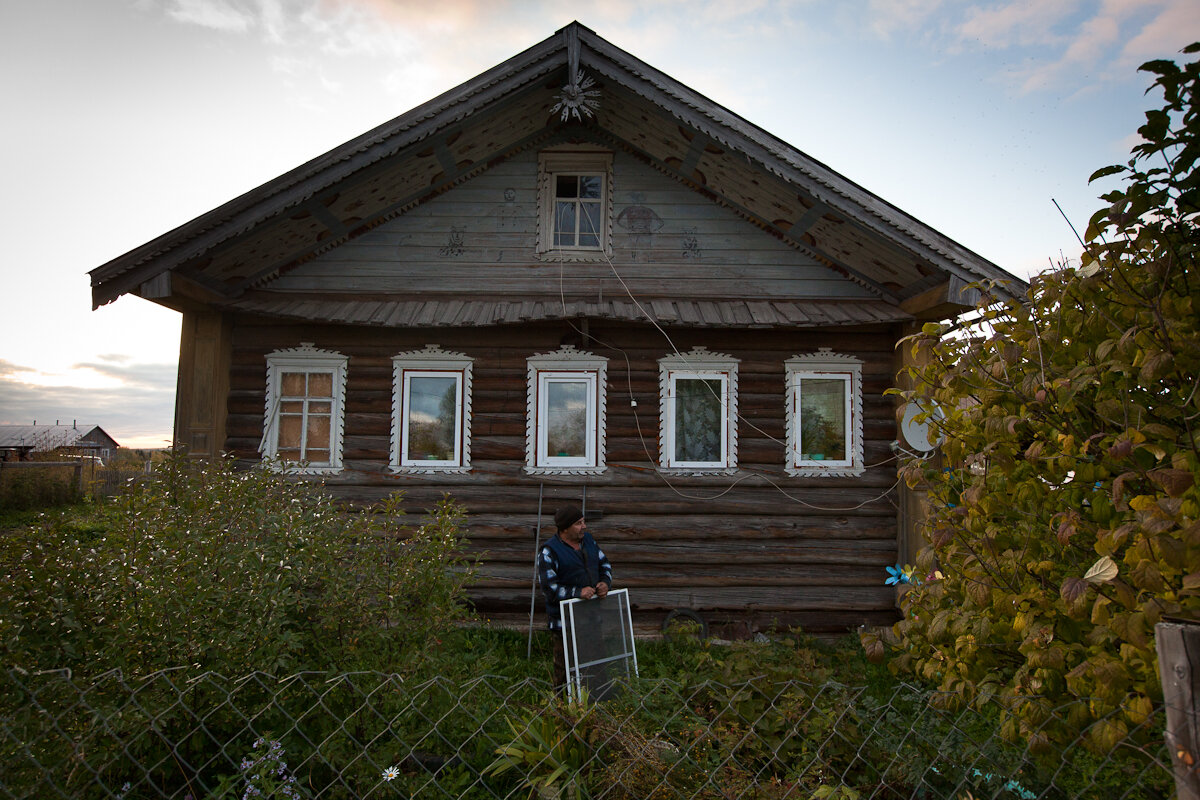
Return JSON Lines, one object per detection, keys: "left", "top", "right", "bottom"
{"left": 535, "top": 148, "right": 614, "bottom": 262}
{"left": 389, "top": 345, "right": 474, "bottom": 474}
{"left": 657, "top": 346, "right": 739, "bottom": 472}
{"left": 262, "top": 342, "right": 348, "bottom": 474}
{"left": 525, "top": 345, "right": 608, "bottom": 474}
{"left": 784, "top": 348, "right": 864, "bottom": 477}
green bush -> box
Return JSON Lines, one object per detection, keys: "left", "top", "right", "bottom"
{"left": 0, "top": 452, "right": 474, "bottom": 677}
{"left": 862, "top": 43, "right": 1200, "bottom": 752}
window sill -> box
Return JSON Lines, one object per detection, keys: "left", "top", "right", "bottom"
{"left": 391, "top": 465, "right": 471, "bottom": 475}
{"left": 658, "top": 466, "right": 739, "bottom": 477}
{"left": 525, "top": 465, "right": 607, "bottom": 476}
{"left": 535, "top": 248, "right": 610, "bottom": 263}
{"left": 785, "top": 465, "right": 865, "bottom": 478}
{"left": 265, "top": 463, "right": 343, "bottom": 475}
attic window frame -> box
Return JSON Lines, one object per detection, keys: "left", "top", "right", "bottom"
{"left": 784, "top": 349, "right": 865, "bottom": 478}
{"left": 536, "top": 150, "right": 614, "bottom": 262}
{"left": 390, "top": 345, "right": 473, "bottom": 474}
{"left": 261, "top": 343, "right": 348, "bottom": 475}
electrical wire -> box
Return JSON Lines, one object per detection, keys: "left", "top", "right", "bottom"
{"left": 543, "top": 199, "right": 901, "bottom": 512}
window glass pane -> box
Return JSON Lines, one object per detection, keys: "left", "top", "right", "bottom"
{"left": 281, "top": 372, "right": 306, "bottom": 396}
{"left": 277, "top": 448, "right": 302, "bottom": 461}
{"left": 306, "top": 414, "right": 331, "bottom": 450}
{"left": 308, "top": 373, "right": 333, "bottom": 398}
{"left": 578, "top": 175, "right": 602, "bottom": 199}
{"left": 555, "top": 201, "right": 576, "bottom": 243}
{"left": 579, "top": 202, "right": 600, "bottom": 243}
{"left": 407, "top": 375, "right": 458, "bottom": 461}
{"left": 546, "top": 380, "right": 588, "bottom": 458}
{"left": 306, "top": 449, "right": 330, "bottom": 464}
{"left": 556, "top": 175, "right": 578, "bottom": 198}
{"left": 278, "top": 415, "right": 303, "bottom": 449}
{"left": 799, "top": 378, "right": 847, "bottom": 461}
{"left": 279, "top": 400, "right": 303, "bottom": 414}
{"left": 674, "top": 378, "right": 723, "bottom": 463}
{"left": 309, "top": 401, "right": 332, "bottom": 414}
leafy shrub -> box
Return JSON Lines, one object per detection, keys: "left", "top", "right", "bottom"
{"left": 0, "top": 451, "right": 474, "bottom": 677}
{"left": 862, "top": 44, "right": 1200, "bottom": 750}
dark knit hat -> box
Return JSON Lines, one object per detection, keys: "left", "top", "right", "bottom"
{"left": 554, "top": 505, "right": 584, "bottom": 532}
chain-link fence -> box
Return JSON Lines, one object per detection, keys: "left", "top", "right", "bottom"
{"left": 0, "top": 667, "right": 1173, "bottom": 800}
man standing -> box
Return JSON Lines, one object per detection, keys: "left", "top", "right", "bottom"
{"left": 538, "top": 504, "right": 612, "bottom": 687}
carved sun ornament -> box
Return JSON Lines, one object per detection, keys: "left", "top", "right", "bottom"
{"left": 551, "top": 72, "right": 601, "bottom": 121}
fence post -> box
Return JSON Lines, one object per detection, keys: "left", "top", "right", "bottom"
{"left": 1157, "top": 620, "right": 1200, "bottom": 799}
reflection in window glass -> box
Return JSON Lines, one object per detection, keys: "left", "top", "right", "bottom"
{"left": 674, "top": 378, "right": 723, "bottom": 463}
{"left": 546, "top": 380, "right": 588, "bottom": 458}
{"left": 799, "top": 377, "right": 847, "bottom": 461}
{"left": 405, "top": 375, "right": 459, "bottom": 461}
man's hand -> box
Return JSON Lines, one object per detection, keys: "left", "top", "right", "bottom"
{"left": 580, "top": 586, "right": 596, "bottom": 600}
{"left": 595, "top": 582, "right": 609, "bottom": 598}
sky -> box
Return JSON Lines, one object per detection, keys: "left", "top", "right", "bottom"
{"left": 2, "top": 0, "right": 1198, "bottom": 449}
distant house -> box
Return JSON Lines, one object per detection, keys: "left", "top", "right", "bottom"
{"left": 88, "top": 23, "right": 1025, "bottom": 635}
{"left": 0, "top": 424, "right": 119, "bottom": 463}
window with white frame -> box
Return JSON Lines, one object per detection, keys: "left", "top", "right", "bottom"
{"left": 659, "top": 347, "right": 739, "bottom": 473}
{"left": 526, "top": 346, "right": 608, "bottom": 474}
{"left": 785, "top": 349, "right": 864, "bottom": 477}
{"left": 536, "top": 149, "right": 613, "bottom": 260}
{"left": 391, "top": 345, "right": 473, "bottom": 473}
{"left": 262, "top": 343, "right": 348, "bottom": 473}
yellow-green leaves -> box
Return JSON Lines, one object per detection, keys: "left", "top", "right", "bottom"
{"left": 866, "top": 41, "right": 1200, "bottom": 753}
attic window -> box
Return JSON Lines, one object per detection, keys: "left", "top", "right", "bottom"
{"left": 536, "top": 150, "right": 613, "bottom": 261}
{"left": 784, "top": 349, "right": 864, "bottom": 477}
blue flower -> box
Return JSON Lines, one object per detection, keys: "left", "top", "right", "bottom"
{"left": 885, "top": 564, "right": 910, "bottom": 586}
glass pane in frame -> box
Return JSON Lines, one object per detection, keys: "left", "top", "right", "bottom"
{"left": 308, "top": 372, "right": 333, "bottom": 398}
{"left": 578, "top": 175, "right": 602, "bottom": 199}
{"left": 799, "top": 377, "right": 848, "bottom": 461}
{"left": 545, "top": 379, "right": 589, "bottom": 458}
{"left": 404, "top": 374, "right": 460, "bottom": 463}
{"left": 280, "top": 372, "right": 306, "bottom": 396}
{"left": 673, "top": 377, "right": 724, "bottom": 464}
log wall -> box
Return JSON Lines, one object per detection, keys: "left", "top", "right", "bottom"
{"left": 223, "top": 316, "right": 902, "bottom": 636}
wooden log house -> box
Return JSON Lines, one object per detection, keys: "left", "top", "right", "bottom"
{"left": 89, "top": 23, "right": 1025, "bottom": 636}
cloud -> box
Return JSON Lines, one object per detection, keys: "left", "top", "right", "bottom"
{"left": 165, "top": 0, "right": 256, "bottom": 32}
{"left": 950, "top": 0, "right": 1200, "bottom": 95}
{"left": 1118, "top": 0, "right": 1200, "bottom": 66}
{"left": 866, "top": 0, "right": 950, "bottom": 40}
{"left": 0, "top": 360, "right": 176, "bottom": 447}
{"left": 957, "top": 1, "right": 1079, "bottom": 49}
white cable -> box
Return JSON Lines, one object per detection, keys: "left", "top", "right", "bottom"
{"left": 543, "top": 179, "right": 901, "bottom": 511}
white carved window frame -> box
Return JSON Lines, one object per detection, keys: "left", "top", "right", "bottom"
{"left": 390, "top": 345, "right": 473, "bottom": 474}
{"left": 535, "top": 148, "right": 614, "bottom": 262}
{"left": 785, "top": 348, "right": 864, "bottom": 477}
{"left": 261, "top": 343, "right": 348, "bottom": 475}
{"left": 525, "top": 346, "right": 608, "bottom": 475}
{"left": 658, "top": 347, "right": 739, "bottom": 475}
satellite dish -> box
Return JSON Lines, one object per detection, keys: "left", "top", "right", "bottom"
{"left": 900, "top": 402, "right": 944, "bottom": 453}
